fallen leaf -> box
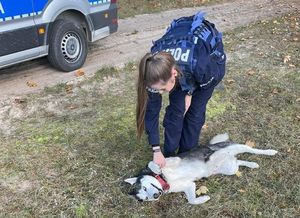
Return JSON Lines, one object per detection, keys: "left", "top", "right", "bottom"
{"left": 196, "top": 186, "right": 209, "bottom": 195}
{"left": 238, "top": 189, "right": 246, "bottom": 193}
{"left": 67, "top": 104, "right": 78, "bottom": 110}
{"left": 65, "top": 84, "right": 73, "bottom": 94}
{"left": 131, "top": 65, "right": 137, "bottom": 70}
{"left": 272, "top": 88, "right": 279, "bottom": 94}
{"left": 290, "top": 23, "right": 296, "bottom": 29}
{"left": 202, "top": 123, "right": 208, "bottom": 129}
{"left": 235, "top": 171, "right": 242, "bottom": 177}
{"left": 75, "top": 69, "right": 85, "bottom": 77}
{"left": 289, "top": 64, "right": 296, "bottom": 68}
{"left": 26, "top": 81, "right": 38, "bottom": 87}
{"left": 226, "top": 79, "right": 235, "bottom": 84}
{"left": 247, "top": 70, "right": 256, "bottom": 76}
{"left": 283, "top": 55, "right": 291, "bottom": 63}
{"left": 245, "top": 140, "right": 256, "bottom": 148}
{"left": 296, "top": 97, "right": 300, "bottom": 102}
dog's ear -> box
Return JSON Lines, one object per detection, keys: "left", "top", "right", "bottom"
{"left": 124, "top": 177, "right": 138, "bottom": 185}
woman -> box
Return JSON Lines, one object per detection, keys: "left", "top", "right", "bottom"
{"left": 136, "top": 17, "right": 226, "bottom": 168}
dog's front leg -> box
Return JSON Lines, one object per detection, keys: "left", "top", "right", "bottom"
{"left": 183, "top": 182, "right": 210, "bottom": 205}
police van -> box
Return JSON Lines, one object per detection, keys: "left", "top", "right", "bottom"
{"left": 0, "top": 0, "right": 118, "bottom": 71}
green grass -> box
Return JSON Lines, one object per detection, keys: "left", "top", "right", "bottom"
{"left": 0, "top": 12, "right": 299, "bottom": 217}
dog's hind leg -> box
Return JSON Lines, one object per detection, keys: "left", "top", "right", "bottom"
{"left": 226, "top": 144, "right": 278, "bottom": 156}
{"left": 183, "top": 182, "right": 210, "bottom": 205}
{"left": 237, "top": 160, "right": 259, "bottom": 169}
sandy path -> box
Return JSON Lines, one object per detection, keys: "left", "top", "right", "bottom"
{"left": 0, "top": 0, "right": 298, "bottom": 100}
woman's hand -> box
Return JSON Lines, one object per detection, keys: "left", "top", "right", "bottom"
{"left": 153, "top": 150, "right": 166, "bottom": 168}
{"left": 185, "top": 94, "right": 192, "bottom": 115}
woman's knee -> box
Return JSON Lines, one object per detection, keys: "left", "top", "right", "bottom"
{"left": 163, "top": 106, "right": 185, "bottom": 126}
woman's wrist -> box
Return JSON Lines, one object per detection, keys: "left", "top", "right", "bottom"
{"left": 152, "top": 145, "right": 161, "bottom": 153}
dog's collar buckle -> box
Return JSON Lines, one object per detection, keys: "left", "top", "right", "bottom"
{"left": 153, "top": 174, "right": 170, "bottom": 191}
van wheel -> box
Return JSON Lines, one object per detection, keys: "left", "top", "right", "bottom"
{"left": 48, "top": 19, "right": 88, "bottom": 72}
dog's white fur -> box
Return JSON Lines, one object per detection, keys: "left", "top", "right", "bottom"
{"left": 125, "top": 134, "right": 278, "bottom": 204}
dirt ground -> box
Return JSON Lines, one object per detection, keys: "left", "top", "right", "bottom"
{"left": 0, "top": 0, "right": 299, "bottom": 100}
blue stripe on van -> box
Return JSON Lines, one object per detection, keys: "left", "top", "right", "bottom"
{"left": 0, "top": 0, "right": 34, "bottom": 19}
{"left": 0, "top": 0, "right": 47, "bottom": 21}
{"left": 32, "top": 0, "right": 48, "bottom": 12}
{"left": 0, "top": 0, "right": 110, "bottom": 22}
{"left": 89, "top": 0, "right": 111, "bottom": 5}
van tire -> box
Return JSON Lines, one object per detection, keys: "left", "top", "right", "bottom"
{"left": 48, "top": 19, "right": 88, "bottom": 72}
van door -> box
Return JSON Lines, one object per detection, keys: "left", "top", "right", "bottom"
{"left": 0, "top": 0, "right": 40, "bottom": 68}
{"left": 32, "top": 0, "right": 48, "bottom": 50}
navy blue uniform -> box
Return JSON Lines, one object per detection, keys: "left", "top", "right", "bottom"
{"left": 145, "top": 38, "right": 226, "bottom": 156}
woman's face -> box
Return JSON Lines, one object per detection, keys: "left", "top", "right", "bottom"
{"left": 150, "top": 67, "right": 177, "bottom": 94}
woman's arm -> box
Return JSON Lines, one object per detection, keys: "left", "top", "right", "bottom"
{"left": 145, "top": 92, "right": 162, "bottom": 146}
{"left": 145, "top": 92, "right": 166, "bottom": 167}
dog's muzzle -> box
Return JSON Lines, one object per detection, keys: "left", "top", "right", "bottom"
{"left": 153, "top": 191, "right": 162, "bottom": 199}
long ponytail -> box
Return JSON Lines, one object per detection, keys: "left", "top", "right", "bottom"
{"left": 136, "top": 53, "right": 152, "bottom": 140}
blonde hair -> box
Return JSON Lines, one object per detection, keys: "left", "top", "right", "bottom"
{"left": 136, "top": 51, "right": 181, "bottom": 140}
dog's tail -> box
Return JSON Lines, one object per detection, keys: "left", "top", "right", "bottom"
{"left": 209, "top": 133, "right": 229, "bottom": 145}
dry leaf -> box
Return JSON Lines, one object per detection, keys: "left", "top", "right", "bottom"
{"left": 238, "top": 189, "right": 246, "bottom": 193}
{"left": 272, "top": 88, "right": 279, "bottom": 94}
{"left": 296, "top": 115, "right": 300, "bottom": 121}
{"left": 26, "top": 81, "right": 38, "bottom": 87}
{"left": 247, "top": 70, "right": 256, "bottom": 76}
{"left": 296, "top": 97, "right": 300, "bottom": 102}
{"left": 245, "top": 140, "right": 256, "bottom": 148}
{"left": 67, "top": 104, "right": 78, "bottom": 110}
{"left": 235, "top": 170, "right": 242, "bottom": 177}
{"left": 65, "top": 84, "right": 73, "bottom": 94}
{"left": 196, "top": 186, "right": 209, "bottom": 195}
{"left": 226, "top": 79, "right": 235, "bottom": 84}
{"left": 131, "top": 65, "right": 137, "bottom": 70}
{"left": 202, "top": 123, "right": 208, "bottom": 129}
{"left": 290, "top": 22, "right": 296, "bottom": 29}
{"left": 289, "top": 64, "right": 296, "bottom": 68}
{"left": 283, "top": 55, "right": 291, "bottom": 63}
{"left": 75, "top": 69, "right": 85, "bottom": 77}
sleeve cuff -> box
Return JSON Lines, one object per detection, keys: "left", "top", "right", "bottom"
{"left": 148, "top": 134, "right": 160, "bottom": 146}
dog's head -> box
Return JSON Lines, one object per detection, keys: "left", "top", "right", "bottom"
{"left": 124, "top": 175, "right": 163, "bottom": 202}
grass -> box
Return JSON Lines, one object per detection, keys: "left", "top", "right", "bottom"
{"left": 0, "top": 11, "right": 299, "bottom": 217}
{"left": 118, "top": 0, "right": 230, "bottom": 18}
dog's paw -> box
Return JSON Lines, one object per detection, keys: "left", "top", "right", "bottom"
{"left": 266, "top": 149, "right": 278, "bottom": 156}
{"left": 189, "top": 195, "right": 210, "bottom": 205}
{"left": 249, "top": 162, "right": 259, "bottom": 168}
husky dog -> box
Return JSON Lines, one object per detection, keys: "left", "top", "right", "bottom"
{"left": 124, "top": 134, "right": 278, "bottom": 205}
